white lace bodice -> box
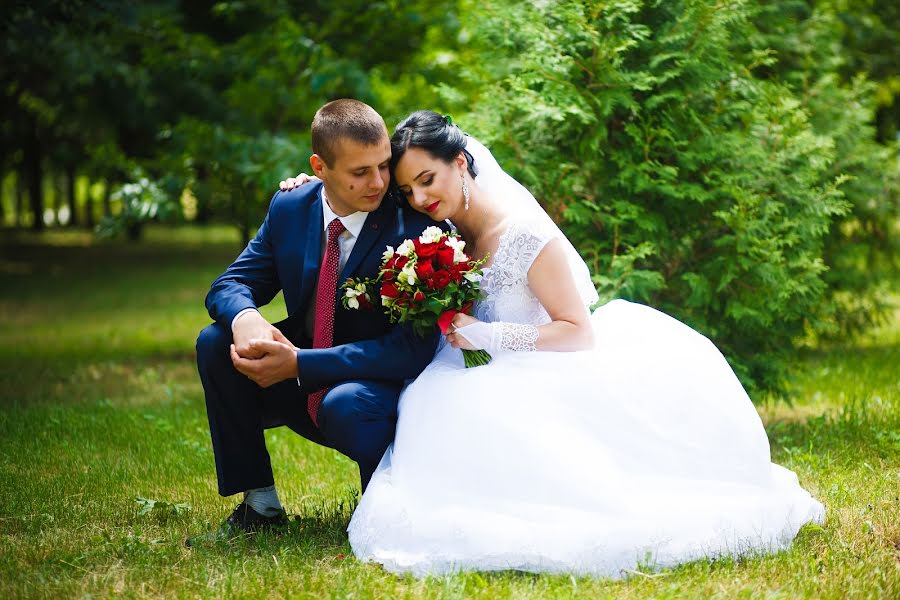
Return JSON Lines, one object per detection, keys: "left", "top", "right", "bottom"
{"left": 474, "top": 218, "right": 558, "bottom": 327}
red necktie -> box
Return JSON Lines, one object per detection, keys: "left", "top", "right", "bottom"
{"left": 307, "top": 218, "right": 346, "bottom": 426}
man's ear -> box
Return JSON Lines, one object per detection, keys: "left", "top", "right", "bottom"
{"left": 310, "top": 154, "right": 328, "bottom": 178}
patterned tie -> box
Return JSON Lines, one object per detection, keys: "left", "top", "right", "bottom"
{"left": 307, "top": 217, "right": 346, "bottom": 426}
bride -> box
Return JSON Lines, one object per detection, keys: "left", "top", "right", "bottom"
{"left": 287, "top": 110, "right": 825, "bottom": 577}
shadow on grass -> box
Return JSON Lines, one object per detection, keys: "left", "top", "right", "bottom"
{"left": 182, "top": 491, "right": 359, "bottom": 564}
{"left": 766, "top": 392, "right": 900, "bottom": 461}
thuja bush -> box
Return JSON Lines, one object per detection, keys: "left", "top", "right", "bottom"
{"left": 453, "top": 0, "right": 864, "bottom": 391}
{"left": 748, "top": 1, "right": 900, "bottom": 338}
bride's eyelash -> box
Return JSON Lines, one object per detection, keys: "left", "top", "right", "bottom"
{"left": 400, "top": 177, "right": 433, "bottom": 196}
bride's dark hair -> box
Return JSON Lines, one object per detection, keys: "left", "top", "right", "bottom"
{"left": 388, "top": 110, "right": 476, "bottom": 205}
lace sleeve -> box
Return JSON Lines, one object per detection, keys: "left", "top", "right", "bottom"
{"left": 502, "top": 219, "right": 558, "bottom": 280}
{"left": 497, "top": 322, "right": 538, "bottom": 352}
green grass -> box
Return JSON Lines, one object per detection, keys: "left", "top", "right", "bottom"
{"left": 1, "top": 226, "right": 898, "bottom": 599}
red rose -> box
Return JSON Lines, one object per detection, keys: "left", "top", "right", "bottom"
{"left": 380, "top": 281, "right": 400, "bottom": 298}
{"left": 436, "top": 246, "right": 455, "bottom": 267}
{"left": 415, "top": 261, "right": 435, "bottom": 280}
{"left": 448, "top": 267, "right": 463, "bottom": 283}
{"left": 414, "top": 239, "right": 439, "bottom": 258}
{"left": 383, "top": 269, "right": 396, "bottom": 281}
{"left": 437, "top": 303, "right": 473, "bottom": 334}
{"left": 429, "top": 270, "right": 451, "bottom": 289}
{"left": 358, "top": 294, "right": 372, "bottom": 309}
{"left": 437, "top": 309, "right": 460, "bottom": 334}
{"left": 384, "top": 255, "right": 397, "bottom": 270}
{"left": 395, "top": 255, "right": 409, "bottom": 269}
{"left": 413, "top": 290, "right": 426, "bottom": 302}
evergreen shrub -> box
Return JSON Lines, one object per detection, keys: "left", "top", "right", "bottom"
{"left": 452, "top": 0, "right": 889, "bottom": 391}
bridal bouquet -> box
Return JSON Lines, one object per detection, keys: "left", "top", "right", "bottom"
{"left": 341, "top": 226, "right": 491, "bottom": 367}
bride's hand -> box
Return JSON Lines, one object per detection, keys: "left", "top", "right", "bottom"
{"left": 446, "top": 313, "right": 479, "bottom": 350}
{"left": 279, "top": 173, "right": 319, "bottom": 191}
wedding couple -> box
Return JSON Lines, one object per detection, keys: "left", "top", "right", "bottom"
{"left": 191, "top": 99, "right": 825, "bottom": 576}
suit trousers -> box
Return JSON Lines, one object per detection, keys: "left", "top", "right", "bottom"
{"left": 196, "top": 323, "right": 402, "bottom": 496}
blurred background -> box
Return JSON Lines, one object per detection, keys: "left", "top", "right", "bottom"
{"left": 1, "top": 0, "right": 897, "bottom": 391}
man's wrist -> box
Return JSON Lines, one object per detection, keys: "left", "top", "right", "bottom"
{"left": 231, "top": 308, "right": 260, "bottom": 332}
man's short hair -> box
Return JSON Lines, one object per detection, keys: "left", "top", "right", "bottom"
{"left": 311, "top": 99, "right": 388, "bottom": 167}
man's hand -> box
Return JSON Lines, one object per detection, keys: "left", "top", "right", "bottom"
{"left": 232, "top": 311, "right": 292, "bottom": 359}
{"left": 230, "top": 339, "right": 299, "bottom": 388}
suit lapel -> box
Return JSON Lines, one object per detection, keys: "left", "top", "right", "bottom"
{"left": 340, "top": 203, "right": 390, "bottom": 284}
{"left": 299, "top": 187, "right": 324, "bottom": 306}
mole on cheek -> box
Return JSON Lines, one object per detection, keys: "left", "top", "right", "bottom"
{"left": 349, "top": 185, "right": 354, "bottom": 190}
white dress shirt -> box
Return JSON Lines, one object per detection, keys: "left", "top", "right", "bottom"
{"left": 321, "top": 189, "right": 368, "bottom": 274}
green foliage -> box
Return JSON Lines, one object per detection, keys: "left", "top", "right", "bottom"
{"left": 134, "top": 496, "right": 191, "bottom": 519}
{"left": 159, "top": 0, "right": 460, "bottom": 242}
{"left": 748, "top": 2, "right": 900, "bottom": 338}
{"left": 1, "top": 1, "right": 460, "bottom": 239}
{"left": 447, "top": 0, "right": 895, "bottom": 391}
{"left": 96, "top": 175, "right": 179, "bottom": 239}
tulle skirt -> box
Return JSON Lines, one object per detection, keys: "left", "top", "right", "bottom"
{"left": 347, "top": 300, "right": 825, "bottom": 577}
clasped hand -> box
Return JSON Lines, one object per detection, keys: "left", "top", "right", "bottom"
{"left": 231, "top": 312, "right": 298, "bottom": 388}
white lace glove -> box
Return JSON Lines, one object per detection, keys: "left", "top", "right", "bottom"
{"left": 455, "top": 321, "right": 539, "bottom": 355}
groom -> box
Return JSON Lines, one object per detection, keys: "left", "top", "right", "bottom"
{"left": 191, "top": 99, "right": 440, "bottom": 542}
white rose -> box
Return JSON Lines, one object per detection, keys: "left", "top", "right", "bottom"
{"left": 444, "top": 236, "right": 469, "bottom": 264}
{"left": 401, "top": 263, "right": 418, "bottom": 285}
{"left": 397, "top": 239, "right": 415, "bottom": 257}
{"left": 445, "top": 236, "right": 466, "bottom": 252}
{"left": 347, "top": 297, "right": 360, "bottom": 309}
{"left": 419, "top": 226, "right": 444, "bottom": 244}
{"left": 382, "top": 246, "right": 395, "bottom": 262}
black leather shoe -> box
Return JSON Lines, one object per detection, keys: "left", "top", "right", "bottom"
{"left": 185, "top": 502, "right": 289, "bottom": 547}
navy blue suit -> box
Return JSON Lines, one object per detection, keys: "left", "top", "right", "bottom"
{"left": 197, "top": 182, "right": 440, "bottom": 494}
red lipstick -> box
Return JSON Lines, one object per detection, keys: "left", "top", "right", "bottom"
{"left": 425, "top": 201, "right": 439, "bottom": 213}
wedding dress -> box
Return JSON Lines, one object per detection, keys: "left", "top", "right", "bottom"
{"left": 346, "top": 138, "right": 825, "bottom": 577}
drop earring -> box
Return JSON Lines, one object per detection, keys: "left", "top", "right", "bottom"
{"left": 462, "top": 176, "right": 470, "bottom": 211}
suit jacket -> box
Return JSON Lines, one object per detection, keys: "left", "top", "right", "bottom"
{"left": 205, "top": 182, "right": 441, "bottom": 392}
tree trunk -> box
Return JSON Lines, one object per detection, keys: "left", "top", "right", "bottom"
{"left": 52, "top": 173, "right": 64, "bottom": 226}
{"left": 15, "top": 171, "right": 24, "bottom": 227}
{"left": 24, "top": 119, "right": 44, "bottom": 231}
{"left": 85, "top": 179, "right": 95, "bottom": 228}
{"left": 0, "top": 173, "right": 5, "bottom": 226}
{"left": 65, "top": 164, "right": 78, "bottom": 227}
{"left": 194, "top": 164, "right": 211, "bottom": 224}
{"left": 126, "top": 222, "right": 143, "bottom": 242}
{"left": 239, "top": 222, "right": 251, "bottom": 248}
{"left": 102, "top": 181, "right": 112, "bottom": 217}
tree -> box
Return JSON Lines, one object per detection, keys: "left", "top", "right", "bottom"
{"left": 448, "top": 0, "right": 866, "bottom": 391}
{"left": 748, "top": 0, "right": 900, "bottom": 337}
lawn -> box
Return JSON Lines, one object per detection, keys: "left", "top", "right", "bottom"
{"left": 1, "top": 226, "right": 898, "bottom": 599}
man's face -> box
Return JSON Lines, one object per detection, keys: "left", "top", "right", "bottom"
{"left": 315, "top": 136, "right": 392, "bottom": 216}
